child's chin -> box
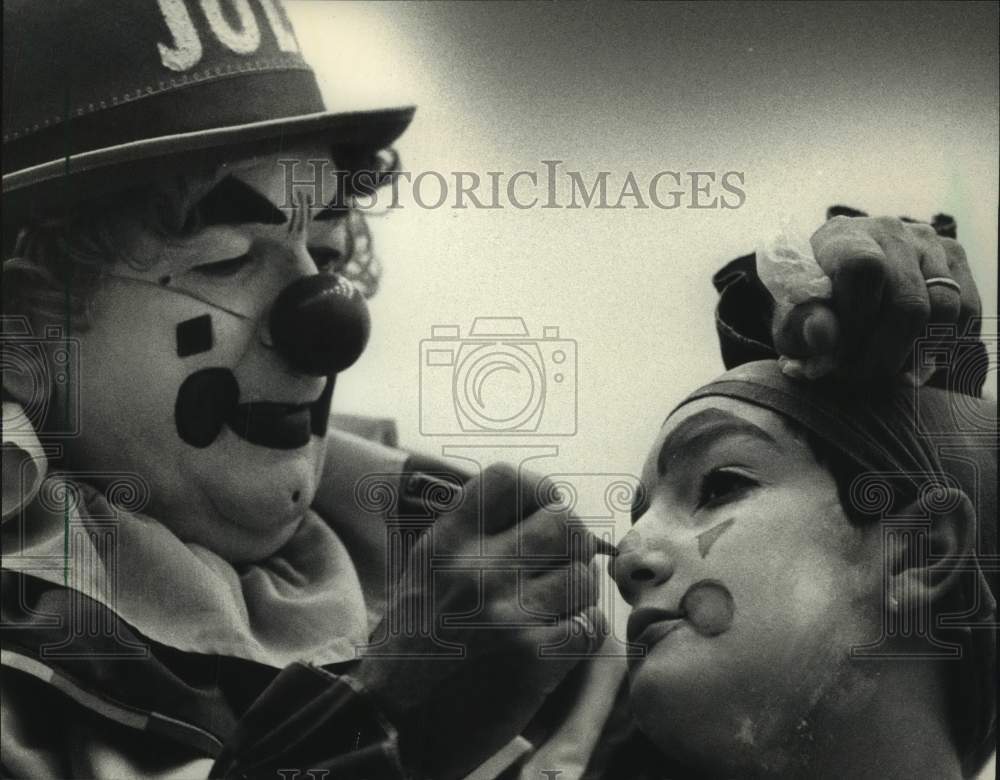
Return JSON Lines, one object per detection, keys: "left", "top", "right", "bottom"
{"left": 629, "top": 656, "right": 728, "bottom": 735}
{"left": 630, "top": 680, "right": 750, "bottom": 776}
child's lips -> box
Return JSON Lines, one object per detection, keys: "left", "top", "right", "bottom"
{"left": 628, "top": 606, "right": 686, "bottom": 646}
{"left": 632, "top": 618, "right": 686, "bottom": 654}
{"left": 625, "top": 581, "right": 735, "bottom": 665}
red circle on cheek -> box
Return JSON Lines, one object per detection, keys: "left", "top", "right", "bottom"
{"left": 681, "top": 579, "right": 735, "bottom": 636}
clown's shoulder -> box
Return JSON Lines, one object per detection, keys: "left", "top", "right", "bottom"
{"left": 0, "top": 409, "right": 416, "bottom": 779}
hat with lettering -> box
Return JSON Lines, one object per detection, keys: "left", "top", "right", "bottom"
{"left": 2, "top": 0, "right": 415, "bottom": 224}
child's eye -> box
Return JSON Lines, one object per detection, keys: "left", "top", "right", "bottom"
{"left": 696, "top": 468, "right": 757, "bottom": 509}
{"left": 191, "top": 253, "right": 253, "bottom": 277}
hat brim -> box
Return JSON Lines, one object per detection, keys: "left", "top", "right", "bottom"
{"left": 2, "top": 105, "right": 415, "bottom": 225}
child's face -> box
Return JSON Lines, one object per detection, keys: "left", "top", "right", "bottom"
{"left": 54, "top": 144, "right": 353, "bottom": 563}
{"left": 614, "top": 396, "right": 883, "bottom": 771}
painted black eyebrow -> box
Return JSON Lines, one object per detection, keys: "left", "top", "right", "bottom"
{"left": 190, "top": 175, "right": 287, "bottom": 228}
{"left": 656, "top": 408, "right": 778, "bottom": 477}
{"left": 630, "top": 483, "right": 650, "bottom": 524}
{"left": 314, "top": 199, "right": 350, "bottom": 223}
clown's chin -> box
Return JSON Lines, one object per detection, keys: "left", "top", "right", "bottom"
{"left": 191, "top": 429, "right": 328, "bottom": 563}
{"left": 215, "top": 507, "right": 307, "bottom": 565}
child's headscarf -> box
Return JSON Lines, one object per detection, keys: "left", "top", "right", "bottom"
{"left": 672, "top": 361, "right": 997, "bottom": 777}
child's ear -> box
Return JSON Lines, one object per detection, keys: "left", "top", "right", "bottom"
{"left": 887, "top": 487, "right": 974, "bottom": 611}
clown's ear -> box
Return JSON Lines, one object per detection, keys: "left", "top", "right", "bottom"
{"left": 1, "top": 401, "right": 49, "bottom": 520}
{"left": 889, "top": 488, "right": 975, "bottom": 610}
{"left": 3, "top": 363, "right": 42, "bottom": 410}
{"left": 1, "top": 291, "right": 52, "bottom": 411}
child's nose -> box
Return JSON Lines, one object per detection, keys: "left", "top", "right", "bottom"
{"left": 610, "top": 529, "right": 675, "bottom": 604}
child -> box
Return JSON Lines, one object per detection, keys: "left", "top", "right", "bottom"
{"left": 606, "top": 360, "right": 996, "bottom": 778}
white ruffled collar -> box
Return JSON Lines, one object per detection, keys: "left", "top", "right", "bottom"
{"left": 2, "top": 401, "right": 369, "bottom": 668}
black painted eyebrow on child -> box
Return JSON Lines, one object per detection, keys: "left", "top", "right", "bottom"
{"left": 656, "top": 408, "right": 779, "bottom": 477}
{"left": 631, "top": 485, "right": 650, "bottom": 523}
{"left": 188, "top": 176, "right": 288, "bottom": 228}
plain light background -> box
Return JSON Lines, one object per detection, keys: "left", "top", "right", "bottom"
{"left": 288, "top": 5, "right": 997, "bottom": 774}
{"left": 288, "top": 0, "right": 998, "bottom": 485}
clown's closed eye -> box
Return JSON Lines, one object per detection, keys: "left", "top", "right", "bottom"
{"left": 191, "top": 253, "right": 254, "bottom": 278}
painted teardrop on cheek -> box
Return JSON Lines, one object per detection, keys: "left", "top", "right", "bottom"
{"left": 697, "top": 516, "right": 736, "bottom": 558}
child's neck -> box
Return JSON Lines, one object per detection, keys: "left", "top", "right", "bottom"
{"left": 785, "top": 658, "right": 961, "bottom": 780}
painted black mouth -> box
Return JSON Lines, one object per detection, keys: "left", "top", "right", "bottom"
{"left": 175, "top": 367, "right": 334, "bottom": 450}
{"left": 229, "top": 402, "right": 312, "bottom": 449}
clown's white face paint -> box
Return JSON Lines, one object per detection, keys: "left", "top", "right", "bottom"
{"left": 614, "top": 396, "right": 882, "bottom": 776}
{"left": 52, "top": 143, "right": 355, "bottom": 563}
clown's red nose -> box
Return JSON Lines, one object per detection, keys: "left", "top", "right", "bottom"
{"left": 269, "top": 274, "right": 371, "bottom": 375}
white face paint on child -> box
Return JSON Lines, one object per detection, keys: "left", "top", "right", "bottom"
{"left": 613, "top": 397, "right": 884, "bottom": 773}
{"left": 52, "top": 143, "right": 355, "bottom": 563}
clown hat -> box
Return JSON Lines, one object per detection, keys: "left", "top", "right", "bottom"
{"left": 2, "top": 0, "right": 414, "bottom": 226}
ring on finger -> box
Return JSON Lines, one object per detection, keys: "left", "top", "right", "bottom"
{"left": 924, "top": 276, "right": 961, "bottom": 294}
{"left": 570, "top": 611, "right": 596, "bottom": 636}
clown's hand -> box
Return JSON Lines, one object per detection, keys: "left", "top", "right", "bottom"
{"left": 763, "top": 215, "right": 980, "bottom": 384}
{"left": 349, "top": 463, "right": 608, "bottom": 780}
